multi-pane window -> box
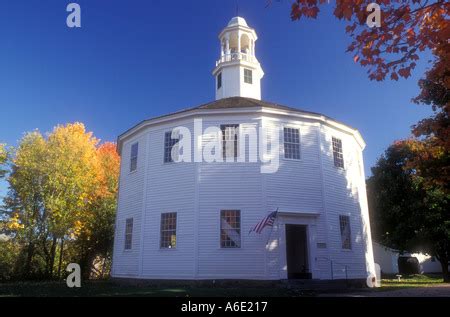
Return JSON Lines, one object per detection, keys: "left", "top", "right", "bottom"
{"left": 130, "top": 142, "right": 138, "bottom": 172}
{"left": 339, "top": 215, "right": 351, "bottom": 250}
{"left": 220, "top": 210, "right": 241, "bottom": 248}
{"left": 217, "top": 72, "right": 222, "bottom": 89}
{"left": 244, "top": 69, "right": 252, "bottom": 84}
{"left": 221, "top": 124, "right": 239, "bottom": 160}
{"left": 124, "top": 218, "right": 133, "bottom": 250}
{"left": 160, "top": 212, "right": 177, "bottom": 249}
{"left": 332, "top": 137, "right": 344, "bottom": 168}
{"left": 284, "top": 128, "right": 300, "bottom": 160}
{"left": 164, "top": 131, "right": 179, "bottom": 163}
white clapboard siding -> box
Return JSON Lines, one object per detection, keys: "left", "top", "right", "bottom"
{"left": 112, "top": 110, "right": 375, "bottom": 280}
{"left": 112, "top": 132, "right": 147, "bottom": 277}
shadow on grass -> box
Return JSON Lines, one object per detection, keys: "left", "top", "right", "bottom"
{"left": 0, "top": 280, "right": 314, "bottom": 297}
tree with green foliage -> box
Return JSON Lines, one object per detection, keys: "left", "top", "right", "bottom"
{"left": 0, "top": 144, "right": 7, "bottom": 179}
{"left": 42, "top": 123, "right": 100, "bottom": 277}
{"left": 3, "top": 132, "right": 48, "bottom": 278}
{"left": 367, "top": 141, "right": 449, "bottom": 282}
{"left": 0, "top": 144, "right": 18, "bottom": 281}
{"left": 2, "top": 123, "right": 120, "bottom": 280}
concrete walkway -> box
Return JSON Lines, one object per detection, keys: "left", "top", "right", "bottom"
{"left": 321, "top": 284, "right": 450, "bottom": 297}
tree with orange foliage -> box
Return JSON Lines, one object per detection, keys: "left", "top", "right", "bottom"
{"left": 409, "top": 41, "right": 449, "bottom": 192}
{"left": 74, "top": 142, "right": 120, "bottom": 278}
{"left": 2, "top": 123, "right": 120, "bottom": 280}
{"left": 289, "top": 0, "right": 449, "bottom": 81}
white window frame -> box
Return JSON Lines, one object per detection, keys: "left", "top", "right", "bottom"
{"left": 164, "top": 131, "right": 179, "bottom": 163}
{"left": 283, "top": 127, "right": 301, "bottom": 160}
{"left": 339, "top": 215, "right": 352, "bottom": 250}
{"left": 217, "top": 72, "right": 222, "bottom": 89}
{"left": 220, "top": 210, "right": 241, "bottom": 248}
{"left": 332, "top": 137, "right": 344, "bottom": 169}
{"left": 244, "top": 68, "right": 252, "bottom": 84}
{"left": 220, "top": 124, "right": 239, "bottom": 161}
{"left": 130, "top": 142, "right": 138, "bottom": 172}
{"left": 124, "top": 218, "right": 133, "bottom": 250}
{"left": 160, "top": 212, "right": 177, "bottom": 249}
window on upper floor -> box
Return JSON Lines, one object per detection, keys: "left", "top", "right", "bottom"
{"left": 221, "top": 124, "right": 239, "bottom": 160}
{"left": 164, "top": 131, "right": 180, "bottom": 163}
{"left": 130, "top": 142, "right": 138, "bottom": 172}
{"left": 339, "top": 215, "right": 351, "bottom": 250}
{"left": 217, "top": 72, "right": 222, "bottom": 89}
{"left": 332, "top": 137, "right": 344, "bottom": 168}
{"left": 160, "top": 212, "right": 177, "bottom": 249}
{"left": 124, "top": 218, "right": 133, "bottom": 250}
{"left": 284, "top": 127, "right": 300, "bottom": 160}
{"left": 244, "top": 68, "right": 252, "bottom": 84}
{"left": 220, "top": 210, "right": 241, "bottom": 248}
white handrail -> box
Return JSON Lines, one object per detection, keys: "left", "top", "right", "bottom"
{"left": 216, "top": 53, "right": 254, "bottom": 66}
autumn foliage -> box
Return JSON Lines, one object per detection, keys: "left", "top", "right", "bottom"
{"left": 290, "top": 0, "right": 449, "bottom": 81}
{"left": 0, "top": 123, "right": 120, "bottom": 280}
{"left": 0, "top": 144, "right": 7, "bottom": 179}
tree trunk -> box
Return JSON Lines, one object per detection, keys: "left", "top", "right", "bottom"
{"left": 48, "top": 237, "right": 57, "bottom": 278}
{"left": 57, "top": 238, "right": 64, "bottom": 279}
{"left": 23, "top": 242, "right": 35, "bottom": 278}
{"left": 80, "top": 252, "right": 96, "bottom": 280}
{"left": 440, "top": 258, "right": 449, "bottom": 283}
{"left": 101, "top": 255, "right": 108, "bottom": 278}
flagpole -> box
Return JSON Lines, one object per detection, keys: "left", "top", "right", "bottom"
{"left": 265, "top": 208, "right": 278, "bottom": 247}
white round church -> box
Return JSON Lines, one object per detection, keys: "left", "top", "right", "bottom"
{"left": 111, "top": 17, "right": 376, "bottom": 281}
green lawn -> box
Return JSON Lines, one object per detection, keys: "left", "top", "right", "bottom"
{"left": 380, "top": 274, "right": 444, "bottom": 290}
{"left": 0, "top": 275, "right": 445, "bottom": 297}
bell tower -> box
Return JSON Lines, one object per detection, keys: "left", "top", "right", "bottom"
{"left": 213, "top": 17, "right": 264, "bottom": 100}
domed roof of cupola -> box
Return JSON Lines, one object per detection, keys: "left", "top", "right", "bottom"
{"left": 227, "top": 16, "right": 248, "bottom": 27}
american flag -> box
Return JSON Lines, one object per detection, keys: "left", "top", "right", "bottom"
{"left": 249, "top": 210, "right": 278, "bottom": 234}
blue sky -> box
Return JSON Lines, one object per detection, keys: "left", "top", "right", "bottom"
{"left": 0, "top": 0, "right": 433, "bottom": 197}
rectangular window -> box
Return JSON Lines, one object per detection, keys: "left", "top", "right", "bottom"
{"left": 217, "top": 72, "right": 222, "bottom": 89}
{"left": 164, "top": 131, "right": 179, "bottom": 163}
{"left": 244, "top": 69, "right": 252, "bottom": 84}
{"left": 124, "top": 218, "right": 133, "bottom": 250}
{"left": 160, "top": 212, "right": 177, "bottom": 248}
{"left": 332, "top": 137, "right": 344, "bottom": 168}
{"left": 284, "top": 127, "right": 301, "bottom": 160}
{"left": 221, "top": 124, "right": 239, "bottom": 160}
{"left": 220, "top": 210, "right": 241, "bottom": 248}
{"left": 339, "top": 215, "right": 351, "bottom": 250}
{"left": 130, "top": 142, "right": 138, "bottom": 172}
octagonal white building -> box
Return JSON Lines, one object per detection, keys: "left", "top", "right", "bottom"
{"left": 111, "top": 17, "right": 375, "bottom": 281}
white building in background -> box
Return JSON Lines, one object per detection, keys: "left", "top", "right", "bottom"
{"left": 373, "top": 242, "right": 443, "bottom": 275}
{"left": 111, "top": 16, "right": 376, "bottom": 280}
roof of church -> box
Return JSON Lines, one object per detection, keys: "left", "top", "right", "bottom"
{"left": 192, "top": 97, "right": 321, "bottom": 115}
{"left": 227, "top": 16, "right": 248, "bottom": 27}
{"left": 153, "top": 97, "right": 340, "bottom": 123}
{"left": 118, "top": 97, "right": 354, "bottom": 142}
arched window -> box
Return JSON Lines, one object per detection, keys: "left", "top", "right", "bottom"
{"left": 240, "top": 34, "right": 250, "bottom": 54}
